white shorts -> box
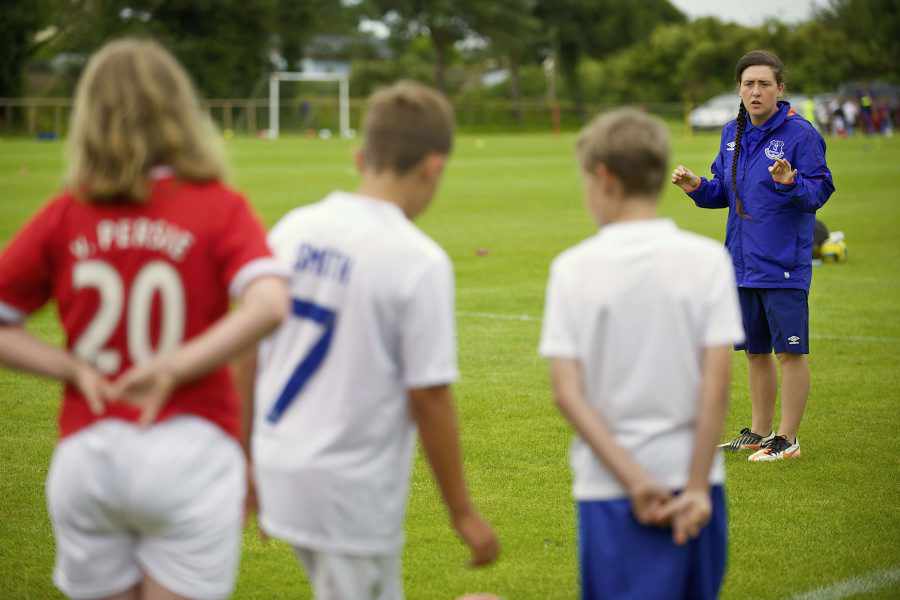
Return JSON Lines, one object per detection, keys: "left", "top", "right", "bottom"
{"left": 294, "top": 547, "right": 403, "bottom": 600}
{"left": 46, "top": 416, "right": 245, "bottom": 600}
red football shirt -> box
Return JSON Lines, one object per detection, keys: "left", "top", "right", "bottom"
{"left": 0, "top": 170, "right": 284, "bottom": 440}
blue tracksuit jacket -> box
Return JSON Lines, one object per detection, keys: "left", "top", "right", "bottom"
{"left": 687, "top": 101, "right": 835, "bottom": 291}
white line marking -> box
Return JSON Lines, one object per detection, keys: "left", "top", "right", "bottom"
{"left": 789, "top": 566, "right": 900, "bottom": 600}
{"left": 458, "top": 311, "right": 538, "bottom": 322}
{"left": 457, "top": 311, "right": 900, "bottom": 343}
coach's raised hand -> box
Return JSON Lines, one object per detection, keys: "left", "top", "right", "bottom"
{"left": 768, "top": 158, "right": 797, "bottom": 185}
{"left": 671, "top": 165, "right": 701, "bottom": 193}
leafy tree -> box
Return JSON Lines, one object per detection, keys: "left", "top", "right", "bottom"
{"left": 0, "top": 0, "right": 75, "bottom": 97}
{"left": 816, "top": 0, "right": 900, "bottom": 82}
{"left": 784, "top": 21, "right": 865, "bottom": 92}
{"left": 463, "top": 0, "right": 544, "bottom": 120}
{"left": 676, "top": 19, "right": 759, "bottom": 103}
{"left": 28, "top": 0, "right": 272, "bottom": 98}
{"left": 150, "top": 1, "right": 273, "bottom": 98}
{"left": 0, "top": 4, "right": 42, "bottom": 97}
{"left": 368, "top": 0, "right": 470, "bottom": 92}
{"left": 18, "top": 0, "right": 365, "bottom": 99}
{"left": 273, "top": 0, "right": 367, "bottom": 71}
{"left": 535, "top": 0, "right": 685, "bottom": 117}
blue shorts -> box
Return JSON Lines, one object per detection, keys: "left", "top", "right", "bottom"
{"left": 735, "top": 287, "right": 809, "bottom": 354}
{"left": 578, "top": 486, "right": 727, "bottom": 600}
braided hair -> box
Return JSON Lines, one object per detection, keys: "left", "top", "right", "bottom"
{"left": 731, "top": 102, "right": 749, "bottom": 217}
{"left": 732, "top": 50, "right": 785, "bottom": 219}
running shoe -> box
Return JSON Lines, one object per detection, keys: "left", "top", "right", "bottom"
{"left": 749, "top": 435, "right": 801, "bottom": 462}
{"left": 718, "top": 427, "right": 774, "bottom": 451}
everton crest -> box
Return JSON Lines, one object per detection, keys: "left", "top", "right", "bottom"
{"left": 764, "top": 140, "right": 785, "bottom": 160}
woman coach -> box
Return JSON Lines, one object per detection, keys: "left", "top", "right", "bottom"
{"left": 671, "top": 50, "right": 834, "bottom": 462}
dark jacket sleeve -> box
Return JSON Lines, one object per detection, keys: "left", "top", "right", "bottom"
{"left": 772, "top": 126, "right": 835, "bottom": 213}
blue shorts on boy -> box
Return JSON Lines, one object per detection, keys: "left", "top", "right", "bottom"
{"left": 735, "top": 287, "right": 809, "bottom": 354}
{"left": 578, "top": 486, "right": 727, "bottom": 600}
{"left": 540, "top": 219, "right": 745, "bottom": 599}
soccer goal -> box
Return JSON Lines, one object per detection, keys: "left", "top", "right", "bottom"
{"left": 267, "top": 71, "right": 351, "bottom": 139}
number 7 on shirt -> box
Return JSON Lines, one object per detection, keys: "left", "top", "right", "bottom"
{"left": 265, "top": 298, "right": 336, "bottom": 424}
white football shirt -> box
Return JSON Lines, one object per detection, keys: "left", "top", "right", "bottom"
{"left": 253, "top": 191, "right": 458, "bottom": 554}
{"left": 539, "top": 219, "right": 744, "bottom": 500}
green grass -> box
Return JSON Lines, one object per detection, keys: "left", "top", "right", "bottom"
{"left": 1, "top": 129, "right": 899, "bottom": 599}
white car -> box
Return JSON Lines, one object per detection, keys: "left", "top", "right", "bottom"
{"left": 690, "top": 93, "right": 812, "bottom": 130}
{"left": 689, "top": 93, "right": 740, "bottom": 130}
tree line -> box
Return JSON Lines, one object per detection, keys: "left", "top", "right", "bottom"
{"left": 3, "top": 0, "right": 898, "bottom": 114}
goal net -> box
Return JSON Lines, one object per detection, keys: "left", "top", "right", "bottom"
{"left": 268, "top": 71, "right": 351, "bottom": 139}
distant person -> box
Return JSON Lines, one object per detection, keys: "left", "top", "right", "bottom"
{"left": 672, "top": 50, "right": 835, "bottom": 462}
{"left": 859, "top": 91, "right": 873, "bottom": 134}
{"left": 0, "top": 39, "right": 289, "bottom": 599}
{"left": 803, "top": 97, "right": 816, "bottom": 129}
{"left": 830, "top": 98, "right": 846, "bottom": 136}
{"left": 240, "top": 81, "right": 499, "bottom": 599}
{"left": 541, "top": 108, "right": 744, "bottom": 599}
{"left": 298, "top": 99, "right": 315, "bottom": 131}
{"left": 842, "top": 97, "right": 859, "bottom": 135}
{"left": 814, "top": 98, "right": 832, "bottom": 134}
{"left": 886, "top": 100, "right": 896, "bottom": 136}
{"left": 875, "top": 98, "right": 894, "bottom": 136}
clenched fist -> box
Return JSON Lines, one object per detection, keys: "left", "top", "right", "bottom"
{"left": 671, "top": 165, "right": 701, "bottom": 193}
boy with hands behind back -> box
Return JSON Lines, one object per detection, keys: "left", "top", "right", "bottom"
{"left": 540, "top": 109, "right": 744, "bottom": 599}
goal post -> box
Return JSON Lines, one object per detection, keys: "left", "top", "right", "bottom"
{"left": 268, "top": 71, "right": 351, "bottom": 139}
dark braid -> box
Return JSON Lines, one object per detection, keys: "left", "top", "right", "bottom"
{"left": 731, "top": 102, "right": 748, "bottom": 218}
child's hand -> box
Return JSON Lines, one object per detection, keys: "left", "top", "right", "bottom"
{"left": 71, "top": 360, "right": 112, "bottom": 416}
{"left": 628, "top": 475, "right": 671, "bottom": 526}
{"left": 768, "top": 158, "right": 797, "bottom": 185}
{"left": 671, "top": 165, "right": 701, "bottom": 193}
{"left": 108, "top": 360, "right": 177, "bottom": 426}
{"left": 657, "top": 488, "right": 712, "bottom": 545}
{"left": 453, "top": 509, "right": 500, "bottom": 567}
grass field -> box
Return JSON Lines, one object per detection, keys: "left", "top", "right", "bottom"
{"left": 1, "top": 128, "right": 899, "bottom": 599}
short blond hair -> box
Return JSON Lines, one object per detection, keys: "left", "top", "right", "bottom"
{"left": 66, "top": 38, "right": 226, "bottom": 202}
{"left": 576, "top": 108, "right": 670, "bottom": 198}
{"left": 362, "top": 81, "right": 454, "bottom": 175}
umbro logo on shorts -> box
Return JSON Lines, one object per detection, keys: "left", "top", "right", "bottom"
{"left": 788, "top": 336, "right": 801, "bottom": 345}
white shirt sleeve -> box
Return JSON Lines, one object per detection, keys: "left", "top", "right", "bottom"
{"left": 401, "top": 255, "right": 458, "bottom": 388}
{"left": 229, "top": 257, "right": 291, "bottom": 299}
{"left": 539, "top": 260, "right": 579, "bottom": 358}
{"left": 0, "top": 301, "right": 25, "bottom": 324}
{"left": 226, "top": 214, "right": 293, "bottom": 299}
{"left": 703, "top": 250, "right": 745, "bottom": 347}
